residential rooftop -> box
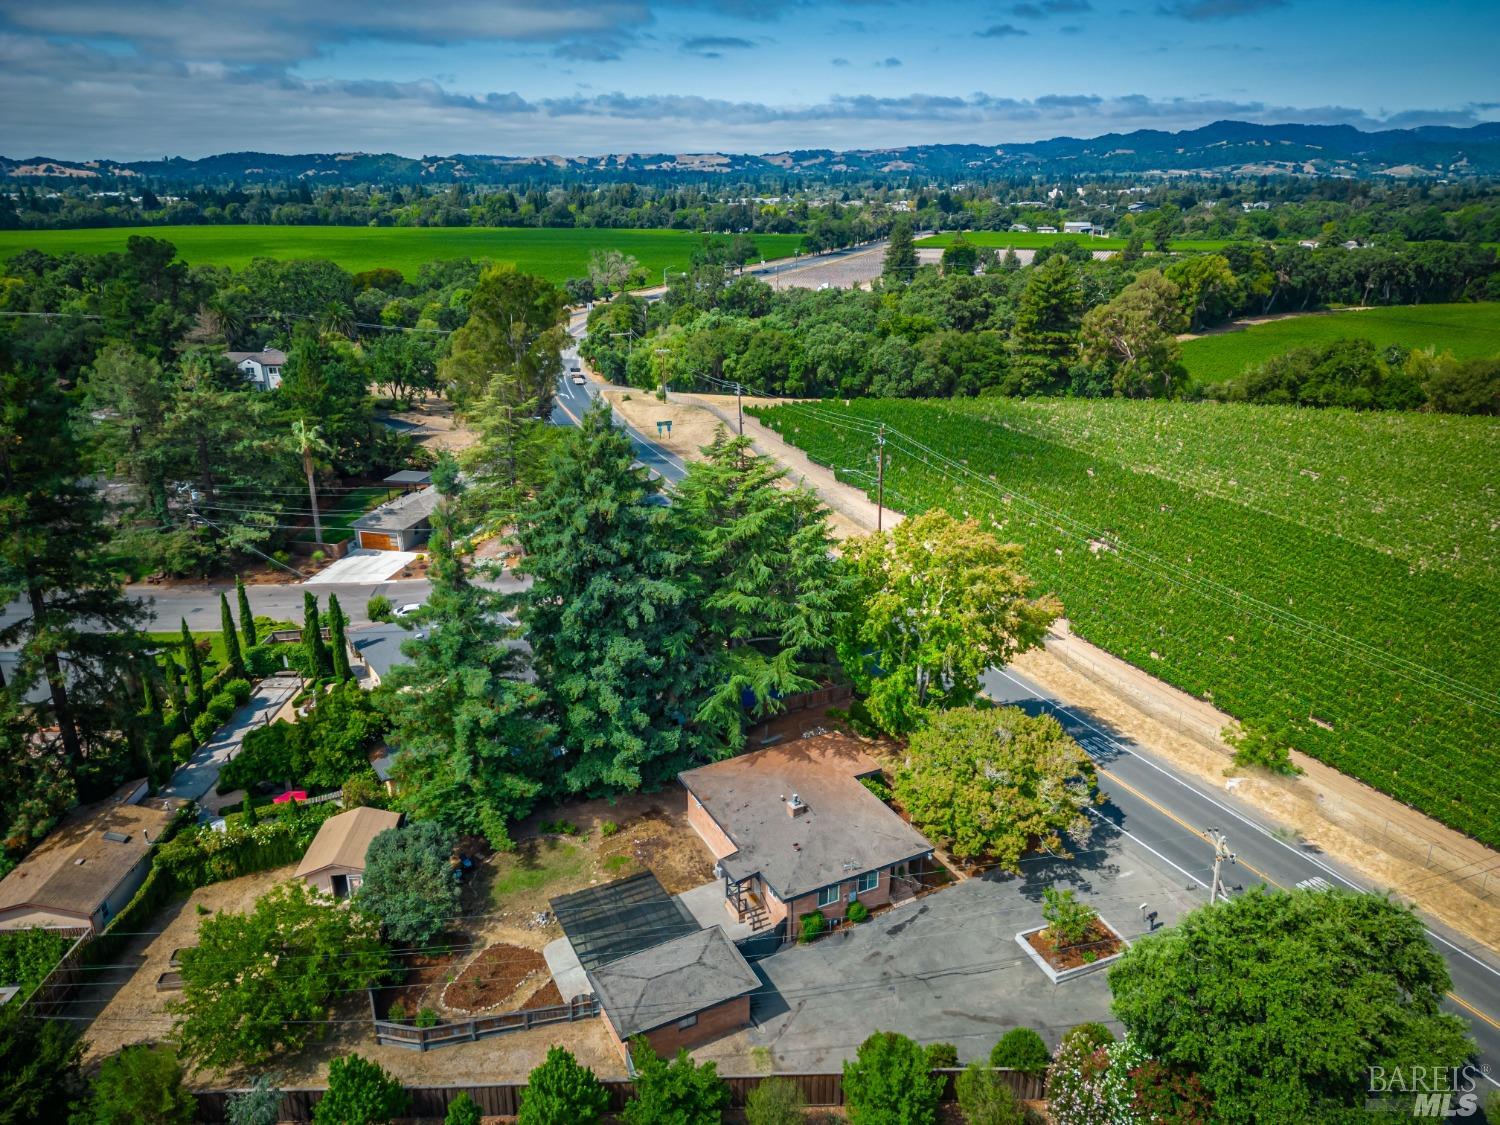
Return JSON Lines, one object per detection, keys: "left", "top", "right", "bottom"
{"left": 350, "top": 486, "right": 438, "bottom": 534}
{"left": 294, "top": 806, "right": 400, "bottom": 878}
{"left": 587, "top": 925, "right": 759, "bottom": 1039}
{"left": 679, "top": 734, "right": 932, "bottom": 901}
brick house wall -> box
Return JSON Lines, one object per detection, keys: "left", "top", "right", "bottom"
{"left": 603, "top": 995, "right": 752, "bottom": 1062}
{"left": 685, "top": 792, "right": 737, "bottom": 860}
{"left": 785, "top": 867, "right": 895, "bottom": 925}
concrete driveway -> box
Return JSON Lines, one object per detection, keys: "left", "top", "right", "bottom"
{"left": 695, "top": 820, "right": 1202, "bottom": 1073}
{"left": 304, "top": 548, "right": 418, "bottom": 585}
{"left": 161, "top": 673, "right": 300, "bottom": 811}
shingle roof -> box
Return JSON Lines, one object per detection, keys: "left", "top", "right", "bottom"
{"left": 0, "top": 783, "right": 182, "bottom": 921}
{"left": 225, "top": 349, "right": 287, "bottom": 365}
{"left": 587, "top": 926, "right": 759, "bottom": 1038}
{"left": 679, "top": 734, "right": 932, "bottom": 900}
{"left": 294, "top": 806, "right": 400, "bottom": 878}
{"left": 350, "top": 487, "right": 438, "bottom": 534}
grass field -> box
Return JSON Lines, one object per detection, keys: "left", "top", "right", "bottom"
{"left": 0, "top": 225, "right": 807, "bottom": 282}
{"left": 916, "top": 231, "right": 1233, "bottom": 253}
{"left": 754, "top": 396, "right": 1500, "bottom": 848}
{"left": 1181, "top": 302, "right": 1500, "bottom": 385}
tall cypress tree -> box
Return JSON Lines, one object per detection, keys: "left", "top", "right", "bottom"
{"left": 882, "top": 218, "right": 918, "bottom": 285}
{"left": 1010, "top": 254, "right": 1083, "bottom": 393}
{"left": 164, "top": 656, "right": 187, "bottom": 718}
{"left": 236, "top": 575, "right": 257, "bottom": 649}
{"left": 220, "top": 593, "right": 243, "bottom": 677}
{"left": 516, "top": 400, "right": 708, "bottom": 792}
{"left": 301, "top": 592, "right": 330, "bottom": 679}
{"left": 180, "top": 618, "right": 205, "bottom": 708}
{"left": 379, "top": 463, "right": 555, "bottom": 848}
{"left": 327, "top": 594, "right": 352, "bottom": 683}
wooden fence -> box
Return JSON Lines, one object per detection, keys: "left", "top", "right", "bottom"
{"left": 369, "top": 991, "right": 600, "bottom": 1051}
{"left": 19, "top": 927, "right": 91, "bottom": 1017}
{"left": 195, "top": 1067, "right": 1046, "bottom": 1121}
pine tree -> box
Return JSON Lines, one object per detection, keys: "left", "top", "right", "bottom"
{"left": 517, "top": 400, "right": 707, "bottom": 793}
{"left": 460, "top": 387, "right": 559, "bottom": 534}
{"left": 180, "top": 618, "right": 205, "bottom": 706}
{"left": 220, "top": 593, "right": 244, "bottom": 677}
{"left": 164, "top": 656, "right": 187, "bottom": 718}
{"left": 669, "top": 432, "right": 851, "bottom": 747}
{"left": 379, "top": 463, "right": 556, "bottom": 848}
{"left": 236, "top": 575, "right": 258, "bottom": 648}
{"left": 327, "top": 594, "right": 352, "bottom": 683}
{"left": 1010, "top": 254, "right": 1083, "bottom": 393}
{"left": 882, "top": 218, "right": 918, "bottom": 285}
{"left": 301, "top": 592, "right": 331, "bottom": 679}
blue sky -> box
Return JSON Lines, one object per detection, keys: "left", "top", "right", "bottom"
{"left": 1, "top": 0, "right": 1496, "bottom": 159}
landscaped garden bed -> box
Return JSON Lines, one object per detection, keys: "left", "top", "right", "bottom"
{"left": 374, "top": 935, "right": 468, "bottom": 1022}
{"left": 442, "top": 942, "right": 549, "bottom": 1014}
{"left": 1016, "top": 888, "right": 1128, "bottom": 983}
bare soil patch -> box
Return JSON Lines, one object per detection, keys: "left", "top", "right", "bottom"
{"left": 374, "top": 935, "right": 467, "bottom": 1020}
{"left": 443, "top": 943, "right": 549, "bottom": 1014}
{"left": 1027, "top": 920, "right": 1125, "bottom": 972}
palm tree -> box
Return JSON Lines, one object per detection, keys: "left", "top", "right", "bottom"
{"left": 289, "top": 420, "right": 333, "bottom": 544}
{"left": 319, "top": 300, "right": 356, "bottom": 341}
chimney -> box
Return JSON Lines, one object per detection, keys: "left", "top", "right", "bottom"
{"left": 786, "top": 792, "right": 807, "bottom": 818}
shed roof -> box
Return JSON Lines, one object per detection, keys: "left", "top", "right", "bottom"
{"left": 679, "top": 734, "right": 932, "bottom": 900}
{"left": 383, "top": 470, "right": 432, "bottom": 486}
{"left": 587, "top": 926, "right": 759, "bottom": 1039}
{"left": 0, "top": 782, "right": 182, "bottom": 921}
{"left": 294, "top": 806, "right": 400, "bottom": 878}
{"left": 550, "top": 872, "right": 699, "bottom": 972}
{"left": 351, "top": 487, "right": 438, "bottom": 534}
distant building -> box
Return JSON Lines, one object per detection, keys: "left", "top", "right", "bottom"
{"left": 1063, "top": 221, "right": 1104, "bottom": 236}
{"left": 350, "top": 487, "right": 438, "bottom": 551}
{"left": 1241, "top": 201, "right": 1272, "bottom": 212}
{"left": 1035, "top": 225, "right": 1059, "bottom": 234}
{"left": 0, "top": 781, "right": 185, "bottom": 932}
{"left": 225, "top": 349, "right": 287, "bottom": 391}
{"left": 1009, "top": 223, "right": 1032, "bottom": 233}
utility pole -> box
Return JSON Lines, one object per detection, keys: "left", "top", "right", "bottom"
{"left": 1208, "top": 829, "right": 1236, "bottom": 904}
{"left": 735, "top": 382, "right": 743, "bottom": 435}
{"left": 875, "top": 424, "right": 887, "bottom": 533}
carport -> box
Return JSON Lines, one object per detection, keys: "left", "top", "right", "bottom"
{"left": 550, "top": 871, "right": 699, "bottom": 972}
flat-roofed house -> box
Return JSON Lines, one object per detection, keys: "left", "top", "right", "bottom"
{"left": 350, "top": 487, "right": 438, "bottom": 552}
{"left": 0, "top": 781, "right": 184, "bottom": 932}
{"left": 295, "top": 806, "right": 401, "bottom": 898}
{"left": 680, "top": 734, "right": 933, "bottom": 934}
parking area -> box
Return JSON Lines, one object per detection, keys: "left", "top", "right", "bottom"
{"left": 695, "top": 819, "right": 1203, "bottom": 1073}
{"left": 303, "top": 548, "right": 417, "bottom": 585}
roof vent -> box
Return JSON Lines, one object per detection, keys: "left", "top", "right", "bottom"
{"left": 102, "top": 831, "right": 130, "bottom": 844}
{"left": 786, "top": 792, "right": 807, "bottom": 818}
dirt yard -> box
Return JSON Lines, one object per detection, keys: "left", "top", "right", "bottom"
{"left": 380, "top": 398, "right": 478, "bottom": 455}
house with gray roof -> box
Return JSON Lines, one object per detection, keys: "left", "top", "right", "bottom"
{"left": 350, "top": 487, "right": 437, "bottom": 551}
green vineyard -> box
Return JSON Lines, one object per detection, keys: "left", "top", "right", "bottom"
{"left": 753, "top": 397, "right": 1500, "bottom": 848}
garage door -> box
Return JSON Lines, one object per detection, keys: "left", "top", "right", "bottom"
{"left": 359, "top": 531, "right": 400, "bottom": 551}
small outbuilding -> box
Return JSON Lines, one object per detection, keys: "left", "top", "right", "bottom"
{"left": 295, "top": 806, "right": 401, "bottom": 898}
{"left": 351, "top": 487, "right": 438, "bottom": 551}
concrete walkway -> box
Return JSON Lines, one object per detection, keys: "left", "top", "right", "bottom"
{"left": 160, "top": 673, "right": 301, "bottom": 812}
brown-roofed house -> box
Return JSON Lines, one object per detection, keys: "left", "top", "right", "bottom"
{"left": 0, "top": 780, "right": 185, "bottom": 933}
{"left": 295, "top": 806, "right": 401, "bottom": 898}
{"left": 680, "top": 733, "right": 933, "bottom": 934}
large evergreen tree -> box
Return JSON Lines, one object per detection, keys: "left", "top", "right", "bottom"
{"left": 669, "top": 431, "right": 850, "bottom": 746}
{"left": 517, "top": 401, "right": 708, "bottom": 793}
{"left": 882, "top": 218, "right": 918, "bottom": 285}
{"left": 0, "top": 364, "right": 147, "bottom": 813}
{"left": 1010, "top": 254, "right": 1083, "bottom": 393}
{"left": 326, "top": 593, "right": 352, "bottom": 683}
{"left": 459, "top": 384, "right": 562, "bottom": 534}
{"left": 440, "top": 266, "right": 567, "bottom": 413}
{"left": 236, "top": 575, "right": 257, "bottom": 648}
{"left": 220, "top": 592, "right": 244, "bottom": 676}
{"left": 379, "top": 464, "right": 556, "bottom": 848}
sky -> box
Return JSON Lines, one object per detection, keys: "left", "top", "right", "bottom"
{"left": 1, "top": 0, "right": 1497, "bottom": 160}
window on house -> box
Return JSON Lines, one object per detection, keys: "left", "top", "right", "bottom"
{"left": 856, "top": 869, "right": 879, "bottom": 894}
{"left": 677, "top": 1013, "right": 698, "bottom": 1030}
{"left": 816, "top": 884, "right": 839, "bottom": 908}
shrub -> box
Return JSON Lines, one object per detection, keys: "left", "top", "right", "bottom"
{"left": 955, "top": 1062, "right": 1025, "bottom": 1125}
{"left": 1041, "top": 887, "right": 1097, "bottom": 949}
{"left": 924, "top": 1041, "right": 959, "bottom": 1068}
{"left": 366, "top": 595, "right": 394, "bottom": 623}
{"left": 798, "top": 911, "right": 827, "bottom": 944}
{"left": 416, "top": 1007, "right": 439, "bottom": 1029}
{"left": 191, "top": 712, "right": 217, "bottom": 743}
{"left": 226, "top": 1074, "right": 283, "bottom": 1125}
{"left": 81, "top": 1044, "right": 195, "bottom": 1125}
{"left": 244, "top": 643, "right": 283, "bottom": 677}
{"left": 225, "top": 678, "right": 253, "bottom": 705}
{"left": 387, "top": 999, "right": 409, "bottom": 1023}
{"left": 0, "top": 928, "right": 70, "bottom": 996}
{"left": 846, "top": 899, "right": 870, "bottom": 925}
{"left": 518, "top": 1045, "right": 611, "bottom": 1125}
{"left": 745, "top": 1076, "right": 806, "bottom": 1125}
{"left": 622, "top": 1040, "right": 729, "bottom": 1125}
{"left": 843, "top": 1031, "right": 946, "bottom": 1125}
{"left": 444, "top": 1091, "right": 482, "bottom": 1125}
{"left": 342, "top": 771, "right": 386, "bottom": 810}
{"left": 206, "top": 692, "right": 237, "bottom": 725}
{"left": 991, "top": 1027, "right": 1051, "bottom": 1074}
{"left": 541, "top": 819, "right": 580, "bottom": 836}
{"left": 314, "top": 1054, "right": 408, "bottom": 1125}
{"left": 859, "top": 774, "right": 892, "bottom": 802}
{"left": 599, "top": 820, "right": 619, "bottom": 836}
{"left": 355, "top": 821, "right": 460, "bottom": 946}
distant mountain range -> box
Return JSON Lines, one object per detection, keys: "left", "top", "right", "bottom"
{"left": 6, "top": 121, "right": 1500, "bottom": 184}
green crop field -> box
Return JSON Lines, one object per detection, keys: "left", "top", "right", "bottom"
{"left": 1181, "top": 302, "right": 1500, "bottom": 385}
{"left": 916, "top": 231, "right": 1233, "bottom": 253}
{"left": 0, "top": 225, "right": 807, "bottom": 282}
{"left": 754, "top": 396, "right": 1500, "bottom": 848}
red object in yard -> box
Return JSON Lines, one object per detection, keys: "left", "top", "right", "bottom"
{"left": 273, "top": 790, "right": 307, "bottom": 805}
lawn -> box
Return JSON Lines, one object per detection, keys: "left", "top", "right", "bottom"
{"left": 754, "top": 396, "right": 1500, "bottom": 847}
{"left": 1180, "top": 302, "right": 1500, "bottom": 385}
{"left": 0, "top": 225, "right": 807, "bottom": 282}
{"left": 916, "top": 231, "right": 1233, "bottom": 253}
{"left": 296, "top": 485, "right": 398, "bottom": 544}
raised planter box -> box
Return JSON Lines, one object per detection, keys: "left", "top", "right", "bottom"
{"left": 1015, "top": 918, "right": 1129, "bottom": 984}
